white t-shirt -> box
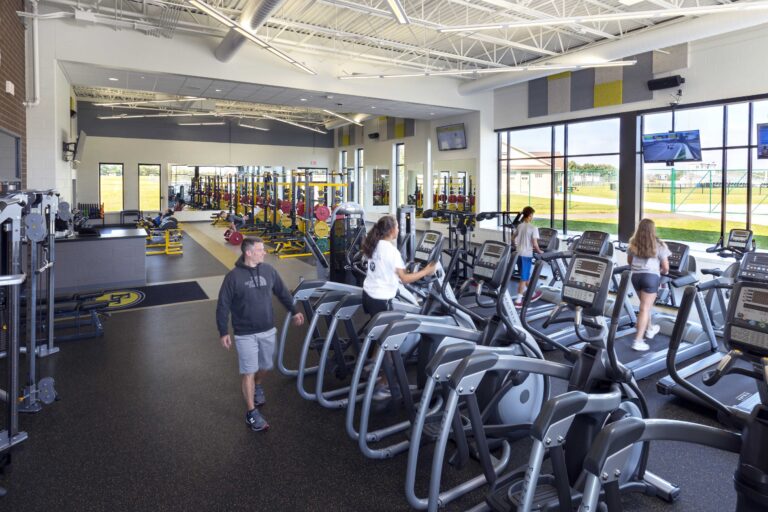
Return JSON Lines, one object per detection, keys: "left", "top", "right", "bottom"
{"left": 628, "top": 242, "right": 671, "bottom": 275}
{"left": 363, "top": 239, "right": 406, "bottom": 300}
{"left": 515, "top": 222, "right": 540, "bottom": 258}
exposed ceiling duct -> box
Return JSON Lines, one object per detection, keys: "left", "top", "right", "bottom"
{"left": 214, "top": 0, "right": 288, "bottom": 62}
{"left": 459, "top": 11, "right": 768, "bottom": 95}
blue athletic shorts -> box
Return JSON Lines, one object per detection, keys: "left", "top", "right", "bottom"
{"left": 631, "top": 272, "right": 660, "bottom": 294}
{"left": 518, "top": 256, "right": 534, "bottom": 281}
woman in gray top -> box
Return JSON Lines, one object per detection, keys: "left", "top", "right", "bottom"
{"left": 626, "top": 219, "right": 670, "bottom": 352}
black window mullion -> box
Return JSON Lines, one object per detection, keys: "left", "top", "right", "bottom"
{"left": 550, "top": 126, "right": 555, "bottom": 229}
{"left": 721, "top": 106, "right": 728, "bottom": 238}
{"left": 747, "top": 102, "right": 754, "bottom": 231}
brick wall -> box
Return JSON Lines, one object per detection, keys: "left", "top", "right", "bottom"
{"left": 0, "top": 0, "right": 26, "bottom": 185}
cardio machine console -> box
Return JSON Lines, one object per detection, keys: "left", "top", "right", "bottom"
{"left": 473, "top": 241, "right": 511, "bottom": 288}
{"left": 537, "top": 227, "right": 559, "bottom": 252}
{"left": 414, "top": 230, "right": 443, "bottom": 265}
{"left": 561, "top": 255, "right": 613, "bottom": 316}
{"left": 727, "top": 281, "right": 768, "bottom": 358}
{"left": 666, "top": 241, "right": 691, "bottom": 275}
{"left": 727, "top": 229, "right": 753, "bottom": 252}
{"left": 736, "top": 252, "right": 768, "bottom": 283}
{"left": 573, "top": 231, "right": 610, "bottom": 256}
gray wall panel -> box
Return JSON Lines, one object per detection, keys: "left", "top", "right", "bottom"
{"left": 528, "top": 78, "right": 548, "bottom": 118}
{"left": 570, "top": 69, "right": 595, "bottom": 111}
{"left": 623, "top": 53, "right": 654, "bottom": 103}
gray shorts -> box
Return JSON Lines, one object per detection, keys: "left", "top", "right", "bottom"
{"left": 234, "top": 328, "right": 277, "bottom": 374}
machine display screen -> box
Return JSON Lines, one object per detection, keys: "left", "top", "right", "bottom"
{"left": 729, "top": 230, "right": 750, "bottom": 248}
{"left": 735, "top": 288, "right": 768, "bottom": 323}
{"left": 569, "top": 259, "right": 605, "bottom": 288}
{"left": 415, "top": 232, "right": 440, "bottom": 261}
{"left": 482, "top": 244, "right": 504, "bottom": 260}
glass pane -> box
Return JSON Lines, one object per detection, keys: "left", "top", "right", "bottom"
{"left": 643, "top": 112, "right": 672, "bottom": 135}
{"left": 100, "top": 163, "right": 124, "bottom": 212}
{"left": 499, "top": 160, "right": 509, "bottom": 212}
{"left": 508, "top": 126, "right": 552, "bottom": 156}
{"left": 139, "top": 164, "right": 161, "bottom": 212}
{"left": 373, "top": 168, "right": 390, "bottom": 206}
{"left": 725, "top": 149, "right": 748, "bottom": 235}
{"left": 564, "top": 155, "right": 619, "bottom": 235}
{"left": 675, "top": 105, "right": 724, "bottom": 148}
{"left": 499, "top": 131, "right": 509, "bottom": 160}
{"left": 643, "top": 151, "right": 723, "bottom": 244}
{"left": 396, "top": 144, "right": 405, "bottom": 206}
{"left": 727, "top": 103, "right": 749, "bottom": 147}
{"left": 567, "top": 118, "right": 620, "bottom": 155}
{"left": 507, "top": 159, "right": 551, "bottom": 228}
{"left": 554, "top": 125, "right": 564, "bottom": 156}
{"left": 752, "top": 149, "right": 768, "bottom": 247}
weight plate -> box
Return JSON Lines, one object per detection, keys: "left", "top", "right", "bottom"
{"left": 280, "top": 213, "right": 293, "bottom": 228}
{"left": 58, "top": 202, "right": 72, "bottom": 222}
{"left": 314, "top": 205, "right": 331, "bottom": 221}
{"left": 228, "top": 231, "right": 244, "bottom": 245}
{"left": 297, "top": 201, "right": 306, "bottom": 217}
{"left": 314, "top": 220, "right": 330, "bottom": 238}
{"left": 25, "top": 213, "right": 47, "bottom": 242}
{"left": 37, "top": 377, "right": 57, "bottom": 405}
{"left": 280, "top": 201, "right": 292, "bottom": 214}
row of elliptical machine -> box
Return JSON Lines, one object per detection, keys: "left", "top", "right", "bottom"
{"left": 382, "top": 253, "right": 680, "bottom": 511}
{"left": 346, "top": 239, "right": 541, "bottom": 460}
{"left": 580, "top": 255, "right": 768, "bottom": 512}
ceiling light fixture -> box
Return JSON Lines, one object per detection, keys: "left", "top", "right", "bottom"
{"left": 178, "top": 121, "right": 226, "bottom": 126}
{"left": 438, "top": 3, "right": 768, "bottom": 32}
{"left": 338, "top": 60, "right": 636, "bottom": 79}
{"left": 108, "top": 77, "right": 119, "bottom": 81}
{"left": 261, "top": 114, "right": 327, "bottom": 134}
{"left": 95, "top": 97, "right": 202, "bottom": 107}
{"left": 300, "top": 98, "right": 308, "bottom": 101}
{"left": 188, "top": 1, "right": 316, "bottom": 75}
{"left": 239, "top": 122, "right": 270, "bottom": 131}
{"left": 97, "top": 111, "right": 217, "bottom": 120}
{"left": 322, "top": 109, "right": 363, "bottom": 126}
{"left": 385, "top": 0, "right": 410, "bottom": 24}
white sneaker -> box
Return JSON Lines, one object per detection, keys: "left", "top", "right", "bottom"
{"left": 632, "top": 339, "right": 650, "bottom": 352}
{"left": 644, "top": 324, "right": 660, "bottom": 340}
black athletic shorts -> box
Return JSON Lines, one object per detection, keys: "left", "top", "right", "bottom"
{"left": 362, "top": 290, "right": 392, "bottom": 316}
{"left": 631, "top": 272, "right": 661, "bottom": 294}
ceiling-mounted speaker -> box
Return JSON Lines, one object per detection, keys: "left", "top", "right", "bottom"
{"left": 368, "top": 132, "right": 380, "bottom": 139}
{"left": 647, "top": 75, "right": 685, "bottom": 91}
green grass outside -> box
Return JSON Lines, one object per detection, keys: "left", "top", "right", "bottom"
{"left": 100, "top": 175, "right": 123, "bottom": 212}
{"left": 139, "top": 176, "right": 161, "bottom": 212}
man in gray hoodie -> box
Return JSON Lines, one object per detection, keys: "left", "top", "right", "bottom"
{"left": 216, "top": 237, "right": 304, "bottom": 432}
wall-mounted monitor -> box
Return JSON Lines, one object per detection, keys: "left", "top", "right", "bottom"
{"left": 73, "top": 130, "right": 87, "bottom": 168}
{"left": 436, "top": 123, "right": 467, "bottom": 151}
{"left": 641, "top": 130, "right": 702, "bottom": 164}
{"left": 758, "top": 123, "right": 768, "bottom": 159}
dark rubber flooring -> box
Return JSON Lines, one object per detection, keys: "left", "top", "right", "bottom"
{"left": 0, "top": 240, "right": 743, "bottom": 511}
{"left": 145, "top": 233, "right": 228, "bottom": 284}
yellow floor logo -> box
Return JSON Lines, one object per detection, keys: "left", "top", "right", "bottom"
{"left": 95, "top": 290, "right": 146, "bottom": 310}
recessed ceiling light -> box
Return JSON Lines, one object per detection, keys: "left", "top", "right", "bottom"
{"left": 108, "top": 77, "right": 119, "bottom": 81}
{"left": 215, "top": 89, "right": 222, "bottom": 92}
{"left": 429, "top": 112, "right": 435, "bottom": 116}
{"left": 371, "top": 106, "right": 376, "bottom": 109}
{"left": 300, "top": 98, "right": 307, "bottom": 102}
{"left": 140, "top": 76, "right": 145, "bottom": 79}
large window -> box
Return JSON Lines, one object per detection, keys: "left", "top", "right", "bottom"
{"left": 0, "top": 130, "right": 20, "bottom": 180}
{"left": 99, "top": 163, "right": 124, "bottom": 212}
{"left": 395, "top": 143, "right": 405, "bottom": 206}
{"left": 640, "top": 101, "right": 768, "bottom": 246}
{"left": 355, "top": 148, "right": 364, "bottom": 203}
{"left": 139, "top": 164, "right": 161, "bottom": 212}
{"left": 498, "top": 118, "right": 619, "bottom": 234}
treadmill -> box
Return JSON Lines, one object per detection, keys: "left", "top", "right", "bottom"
{"left": 607, "top": 240, "right": 718, "bottom": 380}
{"left": 657, "top": 249, "right": 768, "bottom": 414}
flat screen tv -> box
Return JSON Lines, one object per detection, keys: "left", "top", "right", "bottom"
{"left": 436, "top": 123, "right": 467, "bottom": 151}
{"left": 758, "top": 123, "right": 768, "bottom": 159}
{"left": 641, "top": 130, "right": 702, "bottom": 164}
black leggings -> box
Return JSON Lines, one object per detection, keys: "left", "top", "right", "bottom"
{"left": 362, "top": 291, "right": 392, "bottom": 316}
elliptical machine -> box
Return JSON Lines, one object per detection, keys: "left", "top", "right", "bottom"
{"left": 579, "top": 279, "right": 768, "bottom": 512}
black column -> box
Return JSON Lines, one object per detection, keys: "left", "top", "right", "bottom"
{"left": 618, "top": 113, "right": 641, "bottom": 242}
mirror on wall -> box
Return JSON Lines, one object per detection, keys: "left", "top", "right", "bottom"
{"left": 403, "top": 161, "right": 424, "bottom": 213}
{"left": 372, "top": 168, "right": 390, "bottom": 206}
{"left": 432, "top": 158, "right": 476, "bottom": 212}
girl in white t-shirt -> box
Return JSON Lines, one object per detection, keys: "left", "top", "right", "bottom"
{"left": 361, "top": 215, "right": 436, "bottom": 399}
{"left": 361, "top": 215, "right": 437, "bottom": 315}
{"left": 627, "top": 219, "right": 670, "bottom": 352}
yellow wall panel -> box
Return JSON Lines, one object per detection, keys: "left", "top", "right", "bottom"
{"left": 594, "top": 80, "right": 623, "bottom": 107}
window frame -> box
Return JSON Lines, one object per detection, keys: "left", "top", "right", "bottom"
{"left": 98, "top": 162, "right": 125, "bottom": 213}
{"left": 138, "top": 163, "right": 162, "bottom": 212}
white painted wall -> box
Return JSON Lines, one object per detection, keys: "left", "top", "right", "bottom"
{"left": 26, "top": 28, "right": 73, "bottom": 200}
{"left": 494, "top": 24, "right": 768, "bottom": 129}
{"left": 78, "top": 136, "right": 334, "bottom": 216}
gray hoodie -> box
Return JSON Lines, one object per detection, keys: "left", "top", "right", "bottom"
{"left": 216, "top": 257, "right": 296, "bottom": 336}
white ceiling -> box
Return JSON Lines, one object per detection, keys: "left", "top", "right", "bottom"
{"left": 61, "top": 61, "right": 473, "bottom": 121}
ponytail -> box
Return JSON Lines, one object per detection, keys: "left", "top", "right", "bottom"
{"left": 362, "top": 215, "right": 398, "bottom": 258}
